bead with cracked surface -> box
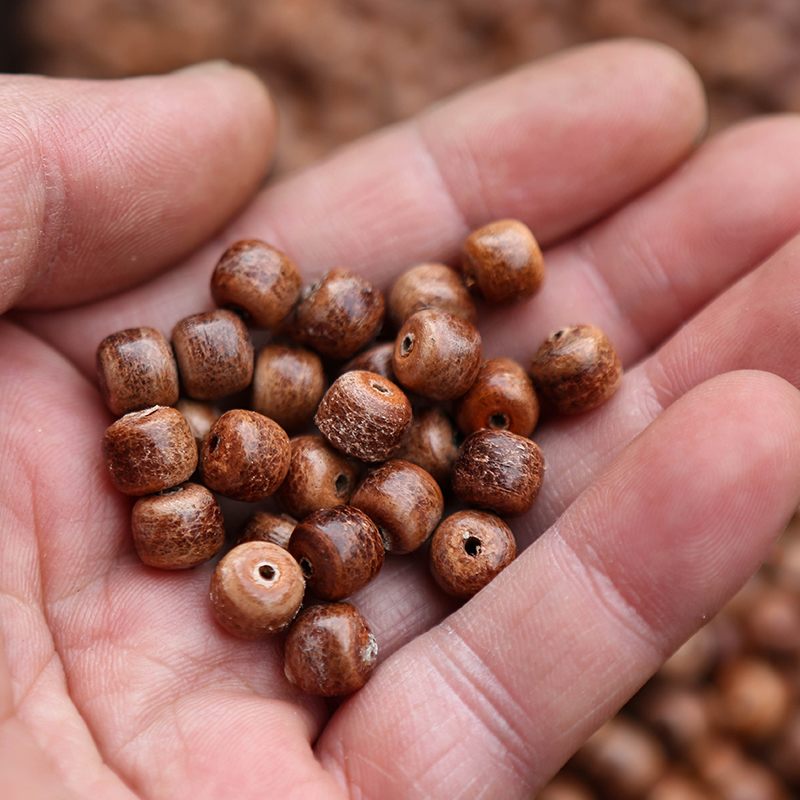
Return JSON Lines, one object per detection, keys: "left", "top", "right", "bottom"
{"left": 237, "top": 511, "right": 298, "bottom": 550}
{"left": 388, "top": 262, "right": 476, "bottom": 328}
{"left": 393, "top": 406, "right": 460, "bottom": 486}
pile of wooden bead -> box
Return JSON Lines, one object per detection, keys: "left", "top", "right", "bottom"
{"left": 98, "top": 219, "right": 623, "bottom": 697}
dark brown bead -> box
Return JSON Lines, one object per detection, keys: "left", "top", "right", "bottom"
{"left": 393, "top": 406, "right": 460, "bottom": 486}
{"left": 634, "top": 683, "right": 714, "bottom": 756}
{"left": 276, "top": 435, "right": 362, "bottom": 519}
{"left": 529, "top": 324, "right": 622, "bottom": 415}
{"left": 452, "top": 429, "right": 545, "bottom": 517}
{"left": 644, "top": 773, "right": 716, "bottom": 800}
{"left": 102, "top": 406, "right": 198, "bottom": 496}
{"left": 171, "top": 309, "right": 254, "bottom": 400}
{"left": 428, "top": 510, "right": 516, "bottom": 598}
{"left": 174, "top": 397, "right": 221, "bottom": 448}
{"left": 199, "top": 409, "right": 290, "bottom": 501}
{"left": 210, "top": 541, "right": 305, "bottom": 638}
{"left": 210, "top": 239, "right": 302, "bottom": 329}
{"left": 461, "top": 218, "right": 545, "bottom": 304}
{"left": 284, "top": 602, "right": 377, "bottom": 696}
{"left": 131, "top": 482, "right": 224, "bottom": 569}
{"left": 315, "top": 371, "right": 412, "bottom": 462}
{"left": 252, "top": 344, "right": 326, "bottom": 434}
{"left": 537, "top": 776, "right": 597, "bottom": 800}
{"left": 341, "top": 341, "right": 396, "bottom": 382}
{"left": 351, "top": 460, "right": 444, "bottom": 554}
{"left": 97, "top": 327, "right": 179, "bottom": 416}
{"left": 453, "top": 356, "right": 539, "bottom": 437}
{"left": 393, "top": 308, "right": 482, "bottom": 401}
{"left": 292, "top": 268, "right": 385, "bottom": 359}
{"left": 288, "top": 506, "right": 384, "bottom": 601}
{"left": 388, "top": 263, "right": 476, "bottom": 328}
{"left": 237, "top": 511, "right": 297, "bottom": 550}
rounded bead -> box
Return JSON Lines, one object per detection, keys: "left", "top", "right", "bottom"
{"left": 276, "top": 435, "right": 362, "bottom": 519}
{"left": 252, "top": 344, "right": 326, "bottom": 434}
{"left": 529, "top": 324, "right": 622, "bottom": 415}
{"left": 388, "top": 263, "right": 476, "bottom": 328}
{"left": 453, "top": 356, "right": 539, "bottom": 437}
{"left": 392, "top": 308, "right": 482, "bottom": 401}
{"left": 210, "top": 541, "right": 305, "bottom": 638}
{"left": 171, "top": 309, "right": 254, "bottom": 400}
{"left": 394, "top": 407, "right": 461, "bottom": 486}
{"left": 452, "top": 429, "right": 545, "bottom": 517}
{"left": 102, "top": 406, "right": 197, "bottom": 496}
{"left": 131, "top": 482, "right": 224, "bottom": 569}
{"left": 237, "top": 511, "right": 297, "bottom": 550}
{"left": 210, "top": 239, "right": 302, "bottom": 329}
{"left": 284, "top": 602, "right": 378, "bottom": 696}
{"left": 288, "top": 506, "right": 384, "bottom": 601}
{"left": 199, "top": 409, "right": 290, "bottom": 501}
{"left": 429, "top": 510, "right": 516, "bottom": 598}
{"left": 350, "top": 460, "right": 444, "bottom": 554}
{"left": 292, "top": 268, "right": 385, "bottom": 359}
{"left": 461, "top": 218, "right": 545, "bottom": 304}
{"left": 341, "top": 341, "right": 396, "bottom": 382}
{"left": 315, "top": 371, "right": 412, "bottom": 462}
{"left": 174, "top": 397, "right": 221, "bottom": 448}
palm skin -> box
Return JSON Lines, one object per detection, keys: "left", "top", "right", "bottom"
{"left": 4, "top": 40, "right": 800, "bottom": 800}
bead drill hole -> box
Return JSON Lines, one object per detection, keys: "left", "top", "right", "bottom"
{"left": 258, "top": 563, "right": 277, "bottom": 582}
{"left": 159, "top": 485, "right": 183, "bottom": 496}
{"left": 300, "top": 557, "right": 314, "bottom": 578}
{"left": 207, "top": 434, "right": 219, "bottom": 453}
{"left": 488, "top": 413, "right": 509, "bottom": 430}
{"left": 400, "top": 334, "right": 415, "bottom": 357}
{"left": 464, "top": 536, "right": 482, "bottom": 557}
{"left": 371, "top": 382, "right": 389, "bottom": 394}
{"left": 334, "top": 474, "right": 350, "bottom": 495}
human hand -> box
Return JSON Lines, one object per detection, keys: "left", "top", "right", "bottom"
{"left": 3, "top": 40, "right": 800, "bottom": 800}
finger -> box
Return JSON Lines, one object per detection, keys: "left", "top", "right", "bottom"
{"left": 0, "top": 62, "right": 276, "bottom": 312}
{"left": 319, "top": 371, "right": 800, "bottom": 799}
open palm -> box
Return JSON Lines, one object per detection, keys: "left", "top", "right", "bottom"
{"left": 4, "top": 41, "right": 800, "bottom": 800}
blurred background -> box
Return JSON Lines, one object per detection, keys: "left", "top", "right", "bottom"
{"left": 5, "top": 1, "right": 800, "bottom": 798}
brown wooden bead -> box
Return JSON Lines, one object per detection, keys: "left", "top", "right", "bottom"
{"left": 288, "top": 506, "right": 384, "bottom": 601}
{"left": 102, "top": 406, "right": 198, "bottom": 496}
{"left": 276, "top": 435, "right": 362, "bottom": 519}
{"left": 393, "top": 406, "right": 460, "bottom": 486}
{"left": 97, "top": 327, "right": 179, "bottom": 416}
{"left": 171, "top": 309, "right": 254, "bottom": 400}
{"left": 341, "top": 341, "right": 396, "bottom": 382}
{"left": 461, "top": 218, "right": 545, "bottom": 304}
{"left": 237, "top": 511, "right": 298, "bottom": 550}
{"left": 537, "top": 776, "right": 598, "bottom": 800}
{"left": 393, "top": 308, "right": 482, "bottom": 401}
{"left": 388, "top": 263, "right": 476, "bottom": 328}
{"left": 284, "top": 602, "right": 377, "bottom": 696}
{"left": 210, "top": 541, "right": 305, "bottom": 638}
{"left": 645, "top": 772, "right": 718, "bottom": 800}
{"left": 634, "top": 683, "right": 714, "bottom": 756}
{"left": 452, "top": 429, "right": 545, "bottom": 517}
{"left": 529, "top": 324, "right": 622, "bottom": 415}
{"left": 429, "top": 510, "right": 516, "bottom": 598}
{"left": 131, "top": 482, "right": 224, "bottom": 569}
{"left": 199, "top": 409, "right": 290, "bottom": 501}
{"left": 210, "top": 239, "right": 302, "bottom": 329}
{"left": 252, "top": 344, "right": 326, "bottom": 434}
{"left": 351, "top": 460, "right": 443, "bottom": 554}
{"left": 292, "top": 268, "right": 385, "bottom": 359}
{"left": 174, "top": 397, "right": 221, "bottom": 447}
{"left": 453, "top": 356, "right": 539, "bottom": 437}
{"left": 315, "top": 370, "right": 412, "bottom": 462}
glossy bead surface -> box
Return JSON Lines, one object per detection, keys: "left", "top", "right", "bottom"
{"left": 388, "top": 263, "right": 476, "bottom": 328}
{"left": 429, "top": 510, "right": 516, "bottom": 598}
{"left": 529, "top": 324, "right": 622, "bottom": 415}
{"left": 252, "top": 344, "right": 326, "bottom": 434}
{"left": 171, "top": 309, "right": 254, "bottom": 400}
{"left": 393, "top": 308, "right": 482, "bottom": 401}
{"left": 315, "top": 371, "right": 412, "bottom": 462}
{"left": 210, "top": 239, "right": 302, "bottom": 329}
{"left": 131, "top": 482, "right": 224, "bottom": 569}
{"left": 102, "top": 406, "right": 197, "bottom": 496}
{"left": 452, "top": 429, "right": 545, "bottom": 517}
{"left": 210, "top": 541, "right": 305, "bottom": 638}
{"left": 453, "top": 356, "right": 539, "bottom": 437}
{"left": 174, "top": 397, "right": 221, "bottom": 448}
{"left": 351, "top": 460, "right": 444, "bottom": 554}
{"left": 341, "top": 341, "right": 396, "bottom": 382}
{"left": 393, "top": 406, "right": 460, "bottom": 486}
{"left": 288, "top": 506, "right": 384, "bottom": 600}
{"left": 237, "top": 511, "right": 298, "bottom": 550}
{"left": 461, "top": 218, "right": 545, "bottom": 304}
{"left": 284, "top": 602, "right": 378, "bottom": 696}
{"left": 199, "top": 409, "right": 290, "bottom": 501}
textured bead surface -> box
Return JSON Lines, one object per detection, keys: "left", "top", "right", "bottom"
{"left": 388, "top": 262, "right": 476, "bottom": 328}
{"left": 288, "top": 506, "right": 384, "bottom": 600}
{"left": 529, "top": 324, "right": 623, "bottom": 415}
{"left": 210, "top": 541, "right": 305, "bottom": 638}
{"left": 452, "top": 429, "right": 545, "bottom": 517}
{"left": 315, "top": 370, "right": 412, "bottom": 462}
{"left": 174, "top": 397, "right": 221, "bottom": 448}
{"left": 429, "top": 510, "right": 516, "bottom": 598}
{"left": 393, "top": 406, "right": 460, "bottom": 486}
{"left": 284, "top": 602, "right": 378, "bottom": 696}
{"left": 97, "top": 327, "right": 179, "bottom": 416}
{"left": 102, "top": 406, "right": 198, "bottom": 496}
{"left": 199, "top": 409, "right": 290, "bottom": 501}
{"left": 341, "top": 341, "right": 396, "bottom": 382}
{"left": 237, "top": 511, "right": 298, "bottom": 550}
{"left": 131, "top": 482, "right": 224, "bottom": 569}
